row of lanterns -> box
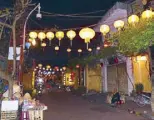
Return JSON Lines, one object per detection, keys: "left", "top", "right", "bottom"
{"left": 36, "top": 64, "right": 67, "bottom": 71}
{"left": 29, "top": 10, "right": 153, "bottom": 50}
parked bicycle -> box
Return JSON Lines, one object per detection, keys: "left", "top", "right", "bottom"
{"left": 134, "top": 94, "right": 151, "bottom": 107}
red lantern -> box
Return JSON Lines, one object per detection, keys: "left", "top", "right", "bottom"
{"left": 104, "top": 40, "right": 111, "bottom": 48}
{"left": 71, "top": 72, "right": 75, "bottom": 80}
{"left": 76, "top": 64, "right": 80, "bottom": 68}
{"left": 100, "top": 63, "right": 103, "bottom": 67}
{"left": 55, "top": 66, "right": 59, "bottom": 70}
{"left": 114, "top": 57, "right": 118, "bottom": 63}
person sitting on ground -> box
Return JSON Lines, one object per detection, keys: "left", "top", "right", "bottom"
{"left": 111, "top": 88, "right": 121, "bottom": 106}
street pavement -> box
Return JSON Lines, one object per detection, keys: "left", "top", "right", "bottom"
{"left": 39, "top": 91, "right": 147, "bottom": 120}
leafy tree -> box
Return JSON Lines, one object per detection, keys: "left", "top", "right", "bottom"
{"left": 0, "top": 0, "right": 32, "bottom": 98}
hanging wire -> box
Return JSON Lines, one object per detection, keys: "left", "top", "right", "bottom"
{"left": 36, "top": 9, "right": 105, "bottom": 16}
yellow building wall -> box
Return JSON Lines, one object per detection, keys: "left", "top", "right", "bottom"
{"left": 23, "top": 69, "right": 33, "bottom": 90}
{"left": 86, "top": 65, "right": 102, "bottom": 92}
{"left": 132, "top": 56, "right": 152, "bottom": 92}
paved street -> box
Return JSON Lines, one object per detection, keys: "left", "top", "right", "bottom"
{"left": 40, "top": 91, "right": 147, "bottom": 120}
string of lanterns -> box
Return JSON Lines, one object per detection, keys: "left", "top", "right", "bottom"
{"left": 28, "top": 10, "right": 153, "bottom": 50}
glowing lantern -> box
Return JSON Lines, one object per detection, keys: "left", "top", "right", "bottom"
{"left": 88, "top": 48, "right": 92, "bottom": 52}
{"left": 41, "top": 42, "right": 46, "bottom": 47}
{"left": 142, "top": 10, "right": 153, "bottom": 19}
{"left": 46, "top": 32, "right": 54, "bottom": 45}
{"left": 46, "top": 65, "right": 51, "bottom": 69}
{"left": 114, "top": 20, "right": 125, "bottom": 31}
{"left": 56, "top": 31, "right": 64, "bottom": 46}
{"left": 78, "top": 49, "right": 82, "bottom": 53}
{"left": 67, "top": 30, "right": 76, "bottom": 46}
{"left": 25, "top": 42, "right": 31, "bottom": 49}
{"left": 38, "top": 64, "right": 42, "bottom": 68}
{"left": 55, "top": 66, "right": 59, "bottom": 70}
{"left": 79, "top": 28, "right": 95, "bottom": 49}
{"left": 104, "top": 40, "right": 111, "bottom": 48}
{"left": 29, "top": 32, "right": 37, "bottom": 39}
{"left": 55, "top": 46, "right": 59, "bottom": 51}
{"left": 78, "top": 49, "right": 82, "bottom": 56}
{"left": 128, "top": 15, "right": 139, "bottom": 25}
{"left": 38, "top": 32, "right": 46, "bottom": 42}
{"left": 67, "top": 48, "right": 71, "bottom": 53}
{"left": 32, "top": 39, "right": 36, "bottom": 46}
{"left": 100, "top": 25, "right": 110, "bottom": 36}
{"left": 97, "top": 46, "right": 101, "bottom": 50}
{"left": 76, "top": 64, "right": 80, "bottom": 68}
{"left": 63, "top": 66, "right": 66, "bottom": 71}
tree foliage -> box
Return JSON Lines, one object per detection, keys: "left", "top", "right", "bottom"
{"left": 110, "top": 19, "right": 154, "bottom": 56}
{"left": 68, "top": 47, "right": 117, "bottom": 68}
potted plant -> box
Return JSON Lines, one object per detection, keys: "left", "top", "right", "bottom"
{"left": 135, "top": 83, "right": 144, "bottom": 94}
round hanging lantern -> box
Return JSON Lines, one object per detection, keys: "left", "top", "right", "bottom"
{"left": 46, "top": 32, "right": 54, "bottom": 45}
{"left": 55, "top": 66, "right": 59, "bottom": 70}
{"left": 29, "top": 31, "right": 37, "bottom": 39}
{"left": 100, "top": 25, "right": 110, "bottom": 36}
{"left": 67, "top": 30, "right": 76, "bottom": 46}
{"left": 25, "top": 42, "right": 31, "bottom": 49}
{"left": 79, "top": 28, "right": 95, "bottom": 49}
{"left": 41, "top": 42, "right": 46, "bottom": 47}
{"left": 56, "top": 31, "right": 64, "bottom": 46}
{"left": 97, "top": 46, "right": 101, "bottom": 50}
{"left": 142, "top": 10, "right": 153, "bottom": 19}
{"left": 67, "top": 48, "right": 71, "bottom": 53}
{"left": 55, "top": 46, "right": 59, "bottom": 51}
{"left": 46, "top": 65, "right": 51, "bottom": 69}
{"left": 76, "top": 64, "right": 80, "bottom": 68}
{"left": 62, "top": 66, "right": 66, "bottom": 71}
{"left": 114, "top": 20, "right": 125, "bottom": 31}
{"left": 88, "top": 48, "right": 92, "bottom": 52}
{"left": 104, "top": 40, "right": 111, "bottom": 48}
{"left": 38, "top": 32, "right": 46, "bottom": 41}
{"left": 128, "top": 15, "right": 139, "bottom": 25}
{"left": 32, "top": 39, "right": 36, "bottom": 46}
{"left": 46, "top": 32, "right": 54, "bottom": 40}
{"left": 78, "top": 49, "right": 82, "bottom": 53}
{"left": 38, "top": 64, "right": 42, "bottom": 68}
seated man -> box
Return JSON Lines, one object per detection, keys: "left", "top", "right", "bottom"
{"left": 111, "top": 88, "right": 121, "bottom": 106}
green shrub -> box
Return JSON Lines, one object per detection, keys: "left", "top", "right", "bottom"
{"left": 135, "top": 83, "right": 144, "bottom": 93}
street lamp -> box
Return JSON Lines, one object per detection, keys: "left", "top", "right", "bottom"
{"left": 23, "top": 3, "right": 41, "bottom": 50}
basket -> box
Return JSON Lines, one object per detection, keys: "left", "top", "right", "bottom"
{"left": 1, "top": 110, "right": 18, "bottom": 120}
{"left": 28, "top": 110, "right": 43, "bottom": 120}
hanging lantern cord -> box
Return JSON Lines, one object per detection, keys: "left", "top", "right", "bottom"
{"left": 87, "top": 43, "right": 89, "bottom": 50}
{"left": 59, "top": 40, "right": 60, "bottom": 46}
{"left": 70, "top": 40, "right": 72, "bottom": 47}
{"left": 49, "top": 40, "right": 51, "bottom": 46}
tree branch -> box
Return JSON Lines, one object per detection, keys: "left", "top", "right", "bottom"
{"left": 0, "top": 14, "right": 9, "bottom": 18}
{"left": 0, "top": 21, "right": 12, "bottom": 29}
